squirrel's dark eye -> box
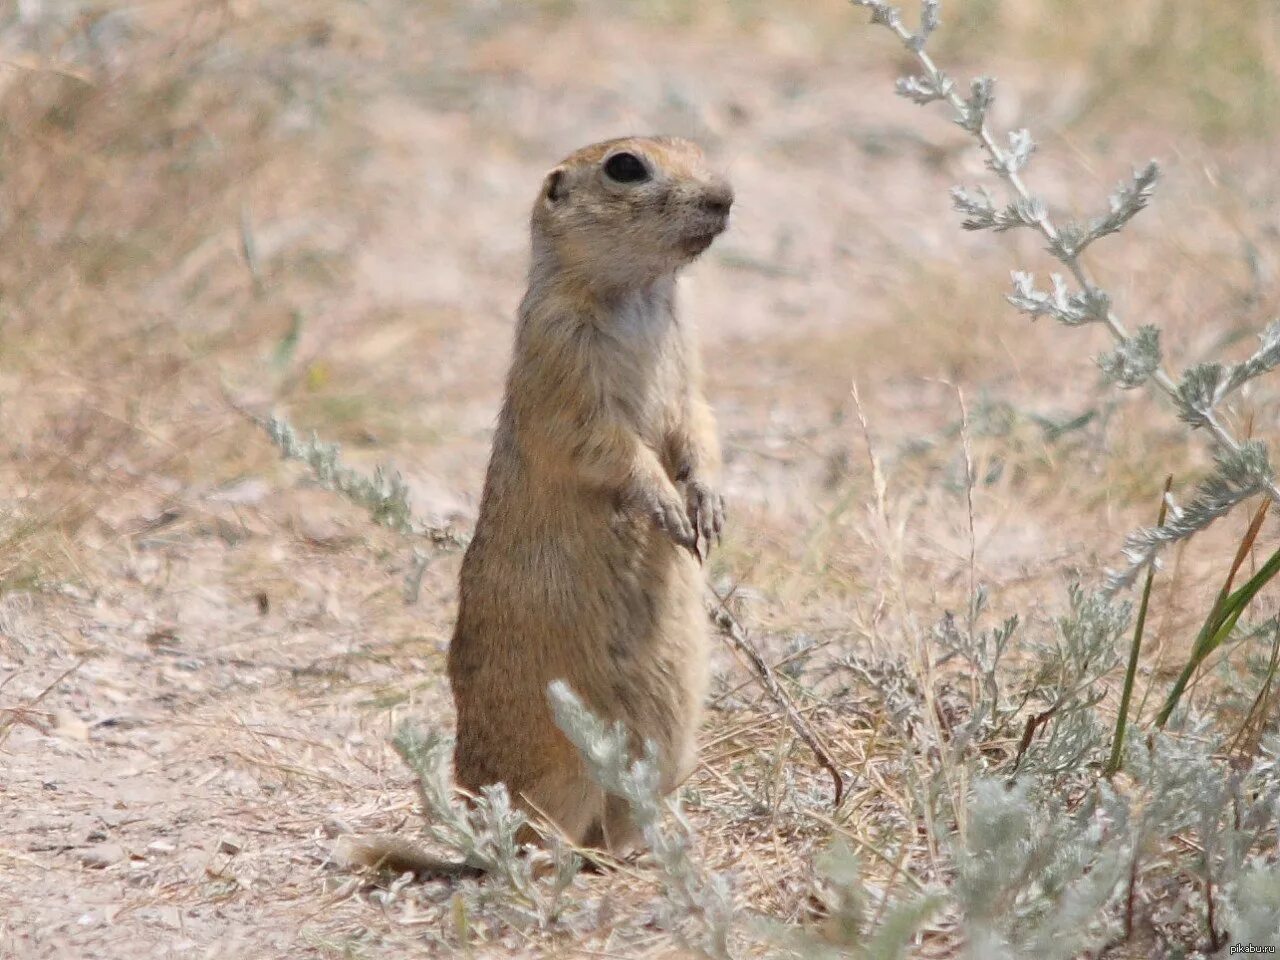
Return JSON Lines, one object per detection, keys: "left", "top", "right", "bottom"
{"left": 603, "top": 152, "right": 650, "bottom": 184}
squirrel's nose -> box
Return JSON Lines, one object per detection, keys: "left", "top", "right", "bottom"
{"left": 700, "top": 184, "right": 734, "bottom": 218}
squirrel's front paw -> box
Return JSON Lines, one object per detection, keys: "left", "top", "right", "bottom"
{"left": 648, "top": 493, "right": 697, "bottom": 554}
{"left": 685, "top": 481, "right": 725, "bottom": 560}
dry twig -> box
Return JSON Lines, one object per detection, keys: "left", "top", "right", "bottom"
{"left": 706, "top": 591, "right": 846, "bottom": 809}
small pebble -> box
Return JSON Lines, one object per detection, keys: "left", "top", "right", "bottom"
{"left": 80, "top": 844, "right": 125, "bottom": 869}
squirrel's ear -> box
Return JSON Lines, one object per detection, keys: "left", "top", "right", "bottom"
{"left": 543, "top": 167, "right": 566, "bottom": 204}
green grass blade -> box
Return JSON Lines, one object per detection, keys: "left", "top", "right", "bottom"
{"left": 1156, "top": 534, "right": 1280, "bottom": 727}
{"left": 1106, "top": 475, "right": 1172, "bottom": 776}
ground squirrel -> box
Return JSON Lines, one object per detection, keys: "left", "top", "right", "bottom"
{"left": 346, "top": 135, "right": 731, "bottom": 877}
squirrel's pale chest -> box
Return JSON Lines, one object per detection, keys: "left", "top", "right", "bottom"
{"left": 605, "top": 298, "right": 687, "bottom": 434}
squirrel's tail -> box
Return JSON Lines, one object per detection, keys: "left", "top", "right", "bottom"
{"left": 334, "top": 835, "right": 484, "bottom": 881}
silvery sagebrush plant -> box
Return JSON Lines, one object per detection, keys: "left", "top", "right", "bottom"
{"left": 950, "top": 737, "right": 1280, "bottom": 959}
{"left": 776, "top": 601, "right": 1125, "bottom": 959}
{"left": 849, "top": 0, "right": 1280, "bottom": 594}
{"left": 931, "top": 586, "right": 1019, "bottom": 748}
{"left": 260, "top": 414, "right": 467, "bottom": 600}
{"left": 775, "top": 736, "right": 1280, "bottom": 959}
{"left": 1010, "top": 585, "right": 1128, "bottom": 777}
{"left": 931, "top": 585, "right": 1127, "bottom": 777}
{"left": 390, "top": 725, "right": 582, "bottom": 931}
{"left": 263, "top": 414, "right": 470, "bottom": 549}
{"left": 949, "top": 778, "right": 1127, "bottom": 960}
{"left": 264, "top": 416, "right": 419, "bottom": 537}
{"left": 548, "top": 681, "right": 738, "bottom": 960}
{"left": 765, "top": 842, "right": 941, "bottom": 960}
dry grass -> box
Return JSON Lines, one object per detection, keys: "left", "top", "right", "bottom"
{"left": 2, "top": 1, "right": 1279, "bottom": 957}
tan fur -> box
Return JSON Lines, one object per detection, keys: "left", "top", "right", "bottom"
{"left": 448, "top": 136, "right": 731, "bottom": 856}
{"left": 345, "top": 136, "right": 730, "bottom": 878}
{"left": 334, "top": 835, "right": 482, "bottom": 880}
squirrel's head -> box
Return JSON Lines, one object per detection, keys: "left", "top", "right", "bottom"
{"left": 530, "top": 136, "right": 733, "bottom": 290}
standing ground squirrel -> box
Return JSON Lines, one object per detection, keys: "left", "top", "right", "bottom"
{"left": 345, "top": 135, "right": 731, "bottom": 875}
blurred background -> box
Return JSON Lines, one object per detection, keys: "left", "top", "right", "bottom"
{"left": 3, "top": 1, "right": 1279, "bottom": 955}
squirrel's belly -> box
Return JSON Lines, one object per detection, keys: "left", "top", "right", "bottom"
{"left": 449, "top": 491, "right": 707, "bottom": 721}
